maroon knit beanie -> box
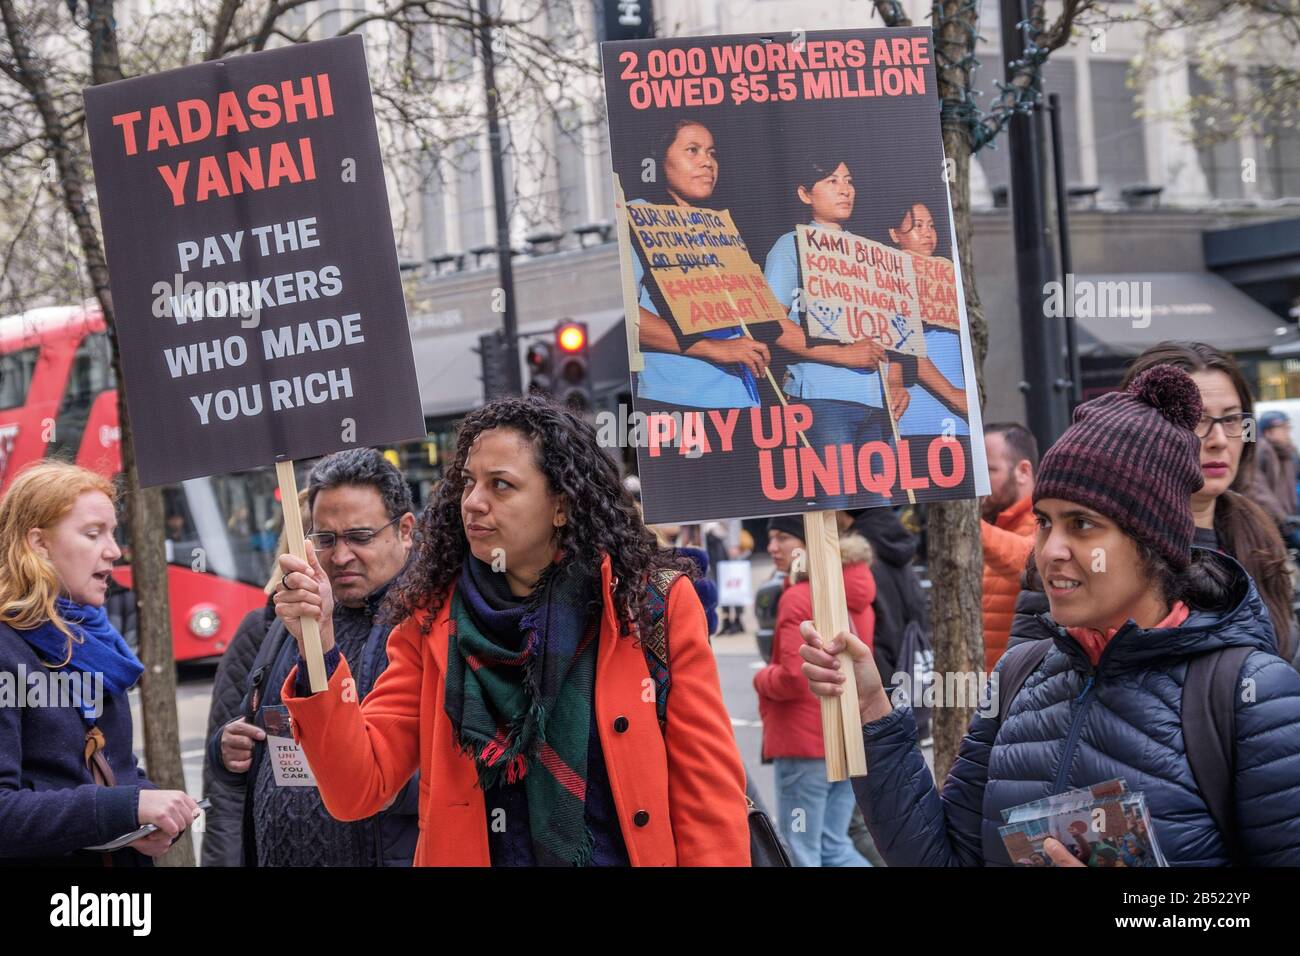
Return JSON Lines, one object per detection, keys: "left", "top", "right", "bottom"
{"left": 1033, "top": 365, "right": 1205, "bottom": 569}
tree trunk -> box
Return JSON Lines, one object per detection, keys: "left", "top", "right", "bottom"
{"left": 88, "top": 0, "right": 194, "bottom": 868}
{"left": 1, "top": 0, "right": 193, "bottom": 866}
{"left": 928, "top": 0, "right": 989, "bottom": 783}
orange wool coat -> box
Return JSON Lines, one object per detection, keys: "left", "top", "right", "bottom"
{"left": 281, "top": 556, "right": 751, "bottom": 866}
{"left": 981, "top": 494, "right": 1037, "bottom": 671}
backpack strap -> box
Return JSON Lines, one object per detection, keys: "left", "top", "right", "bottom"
{"left": 642, "top": 568, "right": 683, "bottom": 732}
{"left": 1181, "top": 645, "right": 1253, "bottom": 864}
{"left": 995, "top": 639, "right": 1053, "bottom": 726}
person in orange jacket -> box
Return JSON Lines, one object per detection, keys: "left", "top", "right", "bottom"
{"left": 754, "top": 513, "right": 875, "bottom": 867}
{"left": 273, "top": 397, "right": 750, "bottom": 866}
{"left": 980, "top": 423, "right": 1038, "bottom": 671}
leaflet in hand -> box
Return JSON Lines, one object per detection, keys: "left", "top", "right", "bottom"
{"left": 999, "top": 781, "right": 1166, "bottom": 867}
{"left": 84, "top": 797, "right": 210, "bottom": 852}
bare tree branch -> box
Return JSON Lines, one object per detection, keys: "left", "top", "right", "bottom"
{"left": 206, "top": 0, "right": 245, "bottom": 60}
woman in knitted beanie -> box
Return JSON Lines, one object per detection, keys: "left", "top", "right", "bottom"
{"left": 797, "top": 366, "right": 1300, "bottom": 866}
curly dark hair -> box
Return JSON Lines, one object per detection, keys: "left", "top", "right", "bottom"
{"left": 381, "top": 395, "right": 696, "bottom": 636}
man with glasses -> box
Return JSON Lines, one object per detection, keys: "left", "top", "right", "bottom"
{"left": 206, "top": 448, "right": 418, "bottom": 866}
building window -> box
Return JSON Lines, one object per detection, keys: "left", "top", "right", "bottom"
{"left": 445, "top": 21, "right": 476, "bottom": 82}
{"left": 1189, "top": 65, "right": 1242, "bottom": 201}
{"left": 421, "top": 152, "right": 447, "bottom": 259}
{"left": 1255, "top": 69, "right": 1300, "bottom": 200}
{"left": 554, "top": 111, "right": 587, "bottom": 232}
{"left": 454, "top": 137, "right": 488, "bottom": 252}
{"left": 1091, "top": 60, "right": 1148, "bottom": 198}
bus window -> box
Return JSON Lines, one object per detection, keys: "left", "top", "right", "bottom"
{"left": 160, "top": 470, "right": 281, "bottom": 587}
{"left": 0, "top": 347, "right": 39, "bottom": 410}
{"left": 48, "top": 333, "right": 115, "bottom": 460}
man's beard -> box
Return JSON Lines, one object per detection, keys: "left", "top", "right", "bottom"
{"left": 981, "top": 474, "right": 1019, "bottom": 522}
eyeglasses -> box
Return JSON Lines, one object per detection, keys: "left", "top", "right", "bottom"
{"left": 306, "top": 516, "right": 399, "bottom": 551}
{"left": 1195, "top": 413, "right": 1250, "bottom": 439}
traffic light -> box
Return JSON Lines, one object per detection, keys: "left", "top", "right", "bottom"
{"left": 525, "top": 339, "right": 554, "bottom": 395}
{"left": 554, "top": 320, "right": 592, "bottom": 410}
{"left": 477, "top": 330, "right": 514, "bottom": 402}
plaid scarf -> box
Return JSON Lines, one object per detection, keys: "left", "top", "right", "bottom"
{"left": 444, "top": 556, "right": 601, "bottom": 866}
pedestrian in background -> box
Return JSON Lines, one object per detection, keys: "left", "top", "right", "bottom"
{"left": 1122, "top": 342, "right": 1294, "bottom": 661}
{"left": 708, "top": 519, "right": 745, "bottom": 634}
{"left": 755, "top": 514, "right": 874, "bottom": 867}
{"left": 200, "top": 489, "right": 308, "bottom": 867}
{"left": 1256, "top": 410, "right": 1300, "bottom": 551}
{"left": 847, "top": 507, "right": 928, "bottom": 696}
{"left": 980, "top": 423, "right": 1038, "bottom": 671}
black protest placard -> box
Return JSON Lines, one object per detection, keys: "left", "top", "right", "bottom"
{"left": 602, "top": 28, "right": 990, "bottom": 523}
{"left": 84, "top": 35, "right": 424, "bottom": 487}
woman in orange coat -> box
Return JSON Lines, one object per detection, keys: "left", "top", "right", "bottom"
{"left": 275, "top": 397, "right": 749, "bottom": 866}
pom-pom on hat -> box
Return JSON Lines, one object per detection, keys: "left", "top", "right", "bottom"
{"left": 1033, "top": 364, "right": 1205, "bottom": 569}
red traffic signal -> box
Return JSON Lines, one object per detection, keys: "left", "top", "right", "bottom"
{"left": 552, "top": 320, "right": 591, "bottom": 409}
{"left": 525, "top": 341, "right": 554, "bottom": 394}
{"left": 526, "top": 341, "right": 552, "bottom": 372}
{"left": 557, "top": 322, "right": 586, "bottom": 352}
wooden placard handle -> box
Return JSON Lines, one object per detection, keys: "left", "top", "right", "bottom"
{"left": 802, "top": 509, "right": 868, "bottom": 780}
{"left": 612, "top": 174, "right": 645, "bottom": 373}
{"left": 880, "top": 356, "right": 917, "bottom": 506}
{"left": 276, "top": 460, "right": 328, "bottom": 694}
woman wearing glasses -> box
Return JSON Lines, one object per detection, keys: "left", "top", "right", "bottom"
{"left": 274, "top": 397, "right": 750, "bottom": 865}
{"left": 1121, "top": 343, "right": 1294, "bottom": 661}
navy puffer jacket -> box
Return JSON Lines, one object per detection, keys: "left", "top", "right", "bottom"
{"left": 853, "top": 551, "right": 1300, "bottom": 866}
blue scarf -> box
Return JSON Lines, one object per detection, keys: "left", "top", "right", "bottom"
{"left": 21, "top": 598, "right": 144, "bottom": 722}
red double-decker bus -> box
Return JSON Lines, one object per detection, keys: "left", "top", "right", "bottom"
{"left": 0, "top": 304, "right": 274, "bottom": 661}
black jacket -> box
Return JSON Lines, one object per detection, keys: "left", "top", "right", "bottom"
{"left": 852, "top": 508, "right": 928, "bottom": 679}
{"left": 200, "top": 599, "right": 275, "bottom": 867}
{"left": 1004, "top": 587, "right": 1053, "bottom": 657}
{"left": 205, "top": 588, "right": 418, "bottom": 866}
{"left": 854, "top": 551, "right": 1300, "bottom": 865}
{"left": 0, "top": 622, "right": 154, "bottom": 865}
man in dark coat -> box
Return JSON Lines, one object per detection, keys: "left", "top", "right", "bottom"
{"left": 199, "top": 598, "right": 275, "bottom": 867}
{"left": 849, "top": 508, "right": 928, "bottom": 682}
{"left": 205, "top": 448, "right": 419, "bottom": 866}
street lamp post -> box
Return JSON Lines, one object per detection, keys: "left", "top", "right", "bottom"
{"left": 476, "top": 0, "right": 522, "bottom": 394}
{"left": 999, "top": 0, "right": 1070, "bottom": 446}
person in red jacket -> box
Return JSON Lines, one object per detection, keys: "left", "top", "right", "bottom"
{"left": 754, "top": 514, "right": 875, "bottom": 867}
{"left": 981, "top": 423, "right": 1038, "bottom": 670}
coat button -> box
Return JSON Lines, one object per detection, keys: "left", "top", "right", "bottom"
{"left": 633, "top": 810, "right": 650, "bottom": 827}
{"left": 613, "top": 716, "right": 629, "bottom": 733}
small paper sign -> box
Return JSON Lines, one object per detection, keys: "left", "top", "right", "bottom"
{"left": 267, "top": 735, "right": 318, "bottom": 787}
{"left": 717, "top": 560, "right": 754, "bottom": 607}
